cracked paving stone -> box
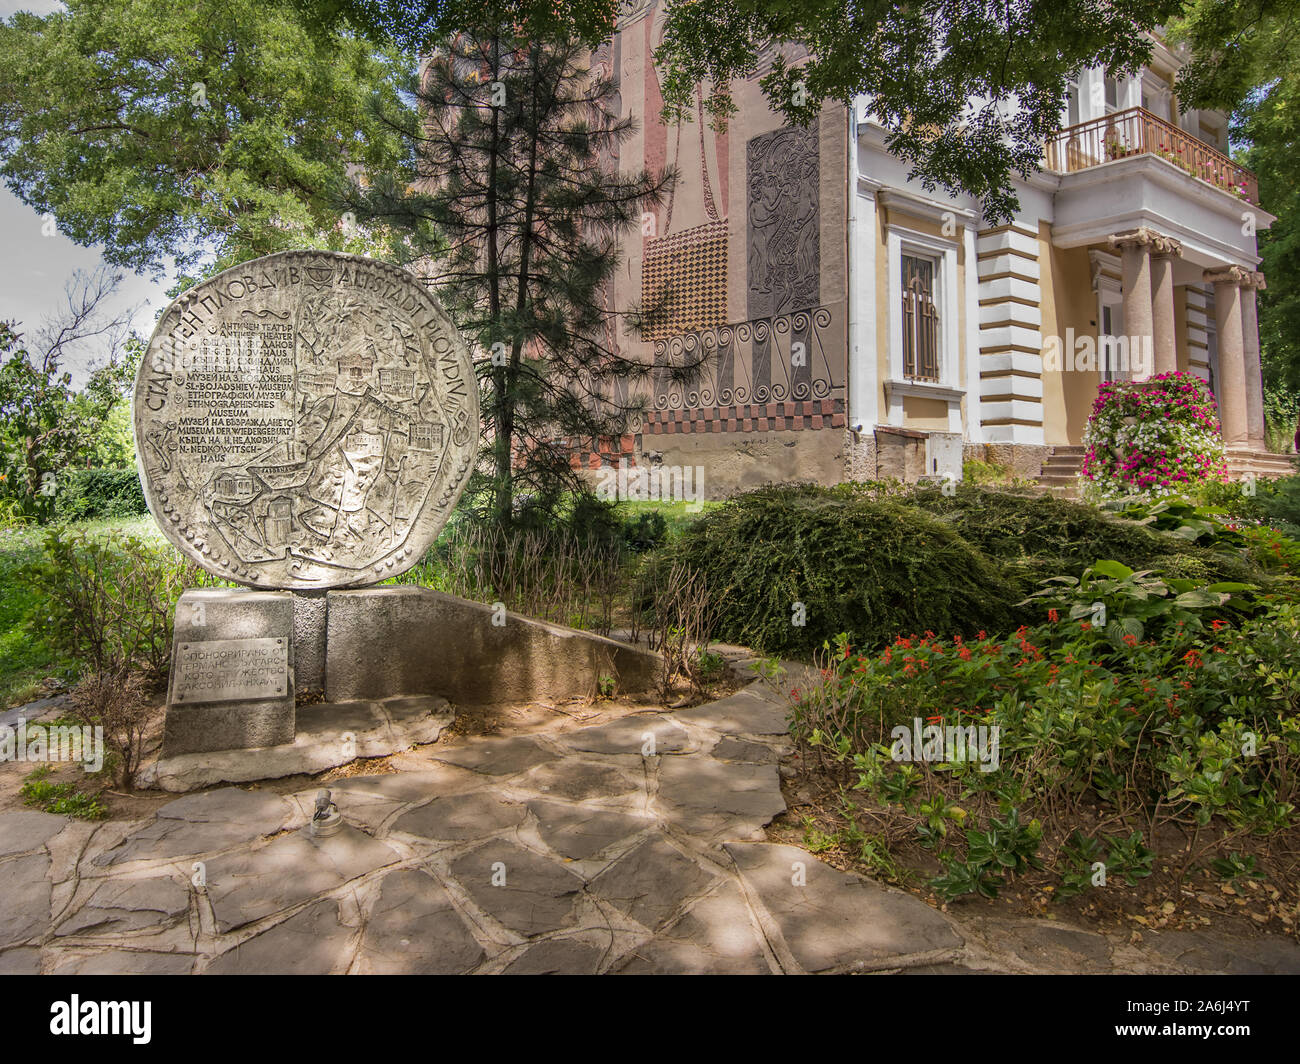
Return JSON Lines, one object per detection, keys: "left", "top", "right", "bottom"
{"left": 0, "top": 948, "right": 41, "bottom": 974}
{"left": 323, "top": 766, "right": 479, "bottom": 803}
{"left": 710, "top": 737, "right": 779, "bottom": 764}
{"left": 205, "top": 898, "right": 352, "bottom": 974}
{"left": 450, "top": 839, "right": 585, "bottom": 936}
{"left": 93, "top": 787, "right": 293, "bottom": 867}
{"left": 588, "top": 835, "right": 719, "bottom": 932}
{"left": 51, "top": 950, "right": 196, "bottom": 975}
{"left": 725, "top": 842, "right": 963, "bottom": 972}
{"left": 57, "top": 875, "right": 191, "bottom": 937}
{"left": 358, "top": 868, "right": 485, "bottom": 974}
{"left": 502, "top": 937, "right": 607, "bottom": 974}
{"left": 526, "top": 800, "right": 653, "bottom": 860}
{"left": 656, "top": 757, "right": 786, "bottom": 839}
{"left": 392, "top": 790, "right": 527, "bottom": 841}
{"left": 613, "top": 882, "right": 769, "bottom": 974}
{"left": 520, "top": 759, "right": 639, "bottom": 802}
{"left": 674, "top": 686, "right": 790, "bottom": 736}
{"left": 432, "top": 736, "right": 557, "bottom": 776}
{"left": 0, "top": 853, "right": 51, "bottom": 947}
{"left": 991, "top": 919, "right": 1112, "bottom": 973}
{"left": 0, "top": 810, "right": 70, "bottom": 857}
{"left": 1145, "top": 930, "right": 1300, "bottom": 975}
{"left": 205, "top": 824, "right": 399, "bottom": 933}
{"left": 559, "top": 716, "right": 693, "bottom": 756}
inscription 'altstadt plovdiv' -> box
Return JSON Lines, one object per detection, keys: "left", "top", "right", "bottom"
{"left": 133, "top": 250, "right": 479, "bottom": 589}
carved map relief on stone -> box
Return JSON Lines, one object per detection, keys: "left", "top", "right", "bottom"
{"left": 746, "top": 125, "right": 820, "bottom": 320}
{"left": 134, "top": 251, "right": 479, "bottom": 589}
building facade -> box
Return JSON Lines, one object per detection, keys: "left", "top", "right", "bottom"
{"left": 586, "top": 4, "right": 1280, "bottom": 495}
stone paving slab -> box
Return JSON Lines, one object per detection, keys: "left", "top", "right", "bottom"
{"left": 613, "top": 882, "right": 771, "bottom": 974}
{"left": 3, "top": 679, "right": 1298, "bottom": 975}
{"left": 204, "top": 825, "right": 399, "bottom": 933}
{"left": 725, "top": 842, "right": 964, "bottom": 973}
{"left": 93, "top": 788, "right": 294, "bottom": 867}
{"left": 0, "top": 810, "right": 69, "bottom": 857}
{"left": 450, "top": 839, "right": 585, "bottom": 937}
{"left": 526, "top": 801, "right": 653, "bottom": 861}
{"left": 392, "top": 790, "right": 528, "bottom": 842}
{"left": 55, "top": 874, "right": 191, "bottom": 938}
{"left": 358, "top": 869, "right": 485, "bottom": 975}
{"left": 558, "top": 715, "right": 695, "bottom": 756}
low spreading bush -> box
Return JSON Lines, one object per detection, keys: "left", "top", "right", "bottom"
{"left": 910, "top": 484, "right": 1259, "bottom": 595}
{"left": 663, "top": 483, "right": 1019, "bottom": 656}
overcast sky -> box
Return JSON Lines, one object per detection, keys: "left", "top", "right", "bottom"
{"left": 0, "top": 0, "right": 172, "bottom": 381}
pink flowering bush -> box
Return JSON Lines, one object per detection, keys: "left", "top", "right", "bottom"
{"left": 1081, "top": 372, "right": 1228, "bottom": 501}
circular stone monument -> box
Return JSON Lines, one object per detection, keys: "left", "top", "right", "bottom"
{"left": 133, "top": 250, "right": 478, "bottom": 589}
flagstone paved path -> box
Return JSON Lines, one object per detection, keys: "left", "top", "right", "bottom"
{"left": 2, "top": 682, "right": 1298, "bottom": 975}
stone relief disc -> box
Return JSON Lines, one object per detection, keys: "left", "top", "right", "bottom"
{"left": 133, "top": 250, "right": 479, "bottom": 589}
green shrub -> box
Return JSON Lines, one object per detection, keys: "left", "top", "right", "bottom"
{"left": 909, "top": 484, "right": 1260, "bottom": 594}
{"left": 661, "top": 483, "right": 1019, "bottom": 656}
{"left": 1255, "top": 473, "right": 1300, "bottom": 534}
{"left": 24, "top": 527, "right": 222, "bottom": 682}
{"left": 622, "top": 509, "right": 667, "bottom": 552}
{"left": 53, "top": 467, "right": 147, "bottom": 522}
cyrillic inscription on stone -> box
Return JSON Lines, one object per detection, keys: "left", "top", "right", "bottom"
{"left": 133, "top": 249, "right": 479, "bottom": 589}
{"left": 174, "top": 638, "right": 290, "bottom": 704}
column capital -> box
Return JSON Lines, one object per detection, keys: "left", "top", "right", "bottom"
{"left": 1108, "top": 227, "right": 1180, "bottom": 256}
{"left": 1109, "top": 227, "right": 1159, "bottom": 253}
{"left": 1244, "top": 270, "right": 1267, "bottom": 291}
{"left": 1203, "top": 264, "right": 1251, "bottom": 287}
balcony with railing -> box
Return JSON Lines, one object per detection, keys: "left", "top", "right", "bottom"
{"left": 1045, "top": 106, "right": 1258, "bottom": 206}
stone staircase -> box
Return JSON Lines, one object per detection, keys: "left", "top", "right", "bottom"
{"left": 1035, "top": 445, "right": 1085, "bottom": 499}
{"left": 1035, "top": 445, "right": 1295, "bottom": 499}
{"left": 1227, "top": 448, "right": 1297, "bottom": 480}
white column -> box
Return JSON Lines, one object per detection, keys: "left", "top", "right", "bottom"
{"left": 847, "top": 129, "right": 882, "bottom": 434}
{"left": 963, "top": 223, "right": 982, "bottom": 443}
{"left": 886, "top": 228, "right": 904, "bottom": 425}
{"left": 1241, "top": 272, "right": 1266, "bottom": 448}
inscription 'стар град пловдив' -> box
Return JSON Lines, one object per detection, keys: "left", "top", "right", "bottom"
{"left": 133, "top": 250, "right": 479, "bottom": 590}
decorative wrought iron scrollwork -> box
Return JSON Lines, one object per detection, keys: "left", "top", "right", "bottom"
{"left": 652, "top": 305, "right": 840, "bottom": 411}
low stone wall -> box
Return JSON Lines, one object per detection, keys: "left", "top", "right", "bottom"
{"left": 325, "top": 587, "right": 660, "bottom": 705}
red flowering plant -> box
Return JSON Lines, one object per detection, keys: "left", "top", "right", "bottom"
{"left": 1081, "top": 372, "right": 1228, "bottom": 501}
{"left": 786, "top": 574, "right": 1300, "bottom": 900}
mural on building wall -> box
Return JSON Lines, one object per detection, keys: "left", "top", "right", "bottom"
{"left": 746, "top": 125, "right": 820, "bottom": 320}
{"left": 607, "top": 2, "right": 842, "bottom": 422}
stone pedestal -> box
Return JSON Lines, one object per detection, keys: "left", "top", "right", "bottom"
{"left": 325, "top": 587, "right": 660, "bottom": 705}
{"left": 163, "top": 589, "right": 295, "bottom": 757}
{"left": 291, "top": 590, "right": 328, "bottom": 691}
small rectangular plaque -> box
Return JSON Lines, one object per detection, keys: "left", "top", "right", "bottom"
{"left": 173, "top": 637, "right": 289, "bottom": 704}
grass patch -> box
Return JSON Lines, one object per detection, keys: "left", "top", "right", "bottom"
{"left": 19, "top": 766, "right": 107, "bottom": 820}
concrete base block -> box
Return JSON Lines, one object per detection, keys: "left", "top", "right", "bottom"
{"left": 140, "top": 695, "right": 454, "bottom": 792}
{"left": 163, "top": 589, "right": 295, "bottom": 758}
{"left": 292, "top": 590, "right": 328, "bottom": 690}
{"left": 325, "top": 587, "right": 660, "bottom": 704}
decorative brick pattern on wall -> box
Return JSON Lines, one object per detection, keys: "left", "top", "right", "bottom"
{"left": 644, "top": 398, "right": 844, "bottom": 434}
{"left": 641, "top": 220, "right": 729, "bottom": 339}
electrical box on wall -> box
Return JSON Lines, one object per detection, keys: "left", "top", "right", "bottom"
{"left": 925, "top": 432, "right": 964, "bottom": 482}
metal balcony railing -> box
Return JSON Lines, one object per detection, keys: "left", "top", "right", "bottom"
{"left": 1045, "top": 106, "right": 1259, "bottom": 206}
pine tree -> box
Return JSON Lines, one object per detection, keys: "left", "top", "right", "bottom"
{"left": 357, "top": 22, "right": 672, "bottom": 528}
